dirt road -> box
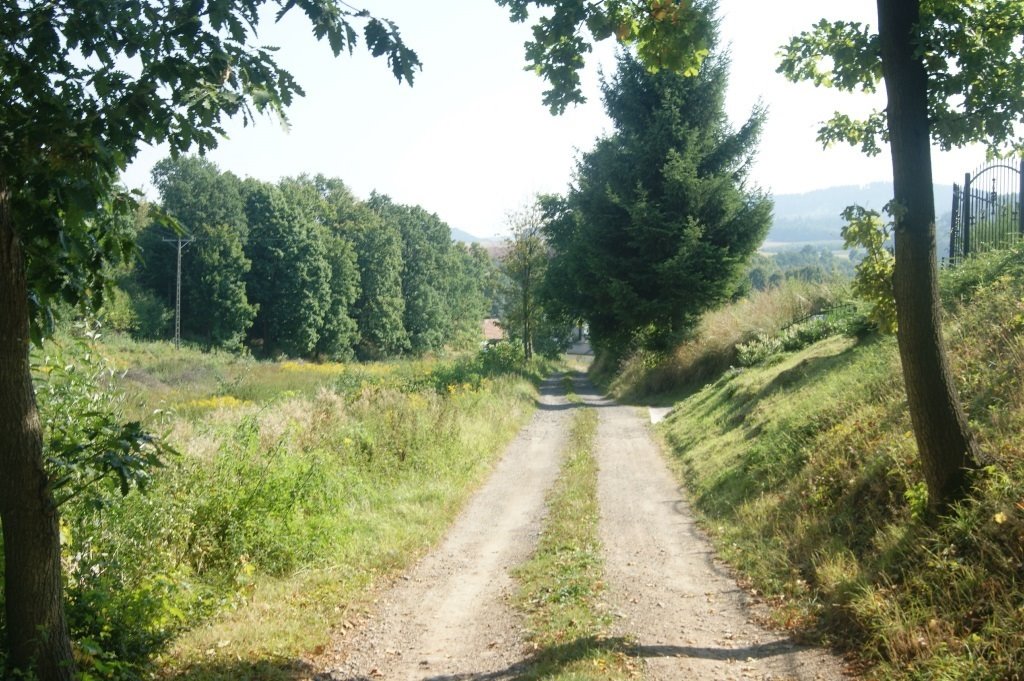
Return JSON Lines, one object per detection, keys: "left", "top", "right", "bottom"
{"left": 316, "top": 373, "right": 848, "bottom": 681}
{"left": 318, "top": 374, "right": 573, "bottom": 680}
{"left": 581, "top": 382, "right": 846, "bottom": 681}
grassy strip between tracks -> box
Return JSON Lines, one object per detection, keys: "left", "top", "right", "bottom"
{"left": 513, "top": 379, "right": 639, "bottom": 680}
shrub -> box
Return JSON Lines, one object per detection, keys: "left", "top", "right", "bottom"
{"left": 480, "top": 340, "right": 526, "bottom": 375}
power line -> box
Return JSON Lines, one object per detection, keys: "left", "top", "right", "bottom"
{"left": 162, "top": 237, "right": 194, "bottom": 350}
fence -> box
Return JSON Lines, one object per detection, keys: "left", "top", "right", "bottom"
{"left": 948, "top": 158, "right": 1023, "bottom": 266}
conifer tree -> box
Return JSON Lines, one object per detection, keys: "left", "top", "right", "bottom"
{"left": 545, "top": 28, "right": 771, "bottom": 356}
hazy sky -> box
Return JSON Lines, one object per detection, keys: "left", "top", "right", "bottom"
{"left": 121, "top": 0, "right": 986, "bottom": 238}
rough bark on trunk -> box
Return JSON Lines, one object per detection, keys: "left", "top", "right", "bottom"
{"left": 876, "top": 0, "right": 980, "bottom": 509}
{"left": 0, "top": 183, "right": 76, "bottom": 680}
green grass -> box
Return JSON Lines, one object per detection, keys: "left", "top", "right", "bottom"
{"left": 606, "top": 247, "right": 1024, "bottom": 680}
{"left": 17, "top": 334, "right": 549, "bottom": 680}
{"left": 512, "top": 384, "right": 638, "bottom": 681}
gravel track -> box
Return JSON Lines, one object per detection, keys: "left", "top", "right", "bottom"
{"left": 582, "top": 379, "right": 848, "bottom": 681}
{"left": 314, "top": 374, "right": 573, "bottom": 681}
{"left": 311, "top": 372, "right": 851, "bottom": 681}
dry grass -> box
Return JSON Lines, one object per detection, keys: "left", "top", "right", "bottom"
{"left": 608, "top": 281, "right": 842, "bottom": 402}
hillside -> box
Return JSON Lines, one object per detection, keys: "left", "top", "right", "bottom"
{"left": 606, "top": 247, "right": 1024, "bottom": 679}
{"left": 768, "top": 182, "right": 956, "bottom": 253}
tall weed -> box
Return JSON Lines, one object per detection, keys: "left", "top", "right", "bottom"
{"left": 4, "top": 336, "right": 540, "bottom": 679}
{"left": 607, "top": 280, "right": 844, "bottom": 400}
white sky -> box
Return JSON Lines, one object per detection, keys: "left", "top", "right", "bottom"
{"left": 121, "top": 0, "right": 985, "bottom": 238}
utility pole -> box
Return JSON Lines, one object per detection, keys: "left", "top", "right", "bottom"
{"left": 163, "top": 235, "right": 194, "bottom": 349}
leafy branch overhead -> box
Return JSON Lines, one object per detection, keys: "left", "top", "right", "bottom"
{"left": 777, "top": 1, "right": 1024, "bottom": 155}
{"left": 2, "top": 0, "right": 419, "bottom": 343}
{"left": 497, "top": 0, "right": 711, "bottom": 114}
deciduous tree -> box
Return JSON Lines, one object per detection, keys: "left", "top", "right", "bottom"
{"left": 779, "top": 0, "right": 1024, "bottom": 508}
{"left": 501, "top": 204, "right": 556, "bottom": 360}
{"left": 0, "top": 2, "right": 417, "bottom": 676}
{"left": 244, "top": 180, "right": 331, "bottom": 357}
{"left": 139, "top": 156, "right": 256, "bottom": 348}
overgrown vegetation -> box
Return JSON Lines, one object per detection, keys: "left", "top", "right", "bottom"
{"left": 1, "top": 333, "right": 552, "bottom": 679}
{"left": 600, "top": 280, "right": 847, "bottom": 402}
{"left": 611, "top": 245, "right": 1024, "bottom": 679}
{"left": 513, "top": 387, "right": 635, "bottom": 680}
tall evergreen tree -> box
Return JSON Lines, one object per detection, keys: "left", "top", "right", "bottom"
{"left": 546, "top": 39, "right": 771, "bottom": 355}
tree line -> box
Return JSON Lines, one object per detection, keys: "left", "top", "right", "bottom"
{"left": 114, "top": 156, "right": 493, "bottom": 360}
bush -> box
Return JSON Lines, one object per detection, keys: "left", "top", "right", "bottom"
{"left": 480, "top": 340, "right": 526, "bottom": 375}
{"left": 735, "top": 304, "right": 868, "bottom": 367}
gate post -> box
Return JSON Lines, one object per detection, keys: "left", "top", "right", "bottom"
{"left": 963, "top": 172, "right": 972, "bottom": 258}
{"left": 1018, "top": 157, "right": 1023, "bottom": 237}
{"left": 949, "top": 183, "right": 960, "bottom": 266}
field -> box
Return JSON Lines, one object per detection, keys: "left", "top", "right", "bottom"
{"left": 14, "top": 336, "right": 550, "bottom": 680}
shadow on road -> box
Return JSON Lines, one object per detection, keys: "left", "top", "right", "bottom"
{"left": 323, "top": 635, "right": 815, "bottom": 681}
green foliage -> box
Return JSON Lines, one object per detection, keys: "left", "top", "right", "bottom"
{"left": 136, "top": 156, "right": 257, "bottom": 349}
{"left": 33, "top": 327, "right": 172, "bottom": 508}
{"left": 280, "top": 175, "right": 363, "bottom": 360}
{"left": 23, "top": 331, "right": 177, "bottom": 675}
{"left": 352, "top": 207, "right": 409, "bottom": 359}
{"left": 940, "top": 242, "right": 1024, "bottom": 307}
{"left": 841, "top": 205, "right": 897, "bottom": 333}
{"left": 480, "top": 340, "right": 526, "bottom": 375}
{"left": 641, "top": 248, "right": 1024, "bottom": 679}
{"left": 5, "top": 336, "right": 541, "bottom": 676}
{"left": 735, "top": 306, "right": 867, "bottom": 368}
{"left": 370, "top": 195, "right": 453, "bottom": 355}
{"left": 500, "top": 203, "right": 571, "bottom": 360}
{"left": 779, "top": 2, "right": 1024, "bottom": 156}
{"left": 445, "top": 243, "right": 496, "bottom": 350}
{"left": 496, "top": 0, "right": 711, "bottom": 114}
{"left": 244, "top": 180, "right": 331, "bottom": 357}
{"left": 3, "top": 0, "right": 418, "bottom": 338}
{"left": 544, "top": 31, "right": 771, "bottom": 358}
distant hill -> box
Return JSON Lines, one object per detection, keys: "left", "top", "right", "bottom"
{"left": 768, "top": 182, "right": 955, "bottom": 255}
{"left": 451, "top": 227, "right": 487, "bottom": 244}
{"left": 449, "top": 227, "right": 507, "bottom": 258}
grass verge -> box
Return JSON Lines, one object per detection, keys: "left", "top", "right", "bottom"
{"left": 617, "top": 246, "right": 1024, "bottom": 679}
{"left": 9, "top": 335, "right": 550, "bottom": 680}
{"left": 512, "top": 383, "right": 638, "bottom": 680}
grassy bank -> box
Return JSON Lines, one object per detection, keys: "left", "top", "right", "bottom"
{"left": 610, "top": 249, "right": 1024, "bottom": 679}
{"left": 600, "top": 281, "right": 847, "bottom": 403}
{"left": 8, "top": 336, "right": 550, "bottom": 680}
{"left": 513, "top": 381, "right": 636, "bottom": 680}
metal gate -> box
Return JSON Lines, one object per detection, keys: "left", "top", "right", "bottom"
{"left": 949, "top": 159, "right": 1024, "bottom": 266}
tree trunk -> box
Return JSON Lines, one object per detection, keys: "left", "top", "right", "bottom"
{"left": 876, "top": 0, "right": 980, "bottom": 509}
{"left": 0, "top": 184, "right": 76, "bottom": 680}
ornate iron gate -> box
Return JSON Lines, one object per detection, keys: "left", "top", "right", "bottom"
{"left": 949, "top": 159, "right": 1024, "bottom": 266}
